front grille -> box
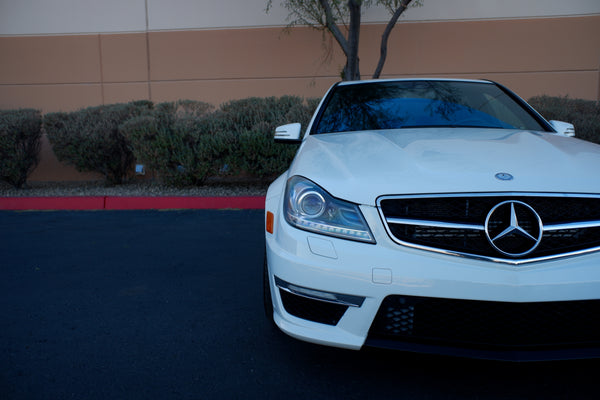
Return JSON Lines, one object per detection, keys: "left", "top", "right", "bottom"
{"left": 378, "top": 194, "right": 600, "bottom": 262}
{"left": 368, "top": 295, "right": 600, "bottom": 350}
{"left": 279, "top": 289, "right": 348, "bottom": 326}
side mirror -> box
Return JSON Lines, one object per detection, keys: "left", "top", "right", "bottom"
{"left": 549, "top": 120, "right": 575, "bottom": 137}
{"left": 274, "top": 123, "right": 302, "bottom": 143}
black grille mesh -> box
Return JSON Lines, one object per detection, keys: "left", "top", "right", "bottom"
{"left": 368, "top": 295, "right": 600, "bottom": 349}
{"left": 380, "top": 195, "right": 600, "bottom": 260}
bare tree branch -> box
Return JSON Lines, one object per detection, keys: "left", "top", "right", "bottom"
{"left": 318, "top": 0, "right": 350, "bottom": 56}
{"left": 373, "top": 0, "right": 413, "bottom": 79}
{"left": 269, "top": 0, "right": 420, "bottom": 80}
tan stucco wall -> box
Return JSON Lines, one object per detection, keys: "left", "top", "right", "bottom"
{"left": 1, "top": 15, "right": 599, "bottom": 181}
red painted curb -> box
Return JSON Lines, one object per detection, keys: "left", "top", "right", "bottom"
{"left": 105, "top": 196, "right": 266, "bottom": 210}
{"left": 0, "top": 196, "right": 106, "bottom": 210}
{"left": 0, "top": 196, "right": 265, "bottom": 211}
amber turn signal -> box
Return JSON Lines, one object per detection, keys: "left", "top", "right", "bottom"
{"left": 266, "top": 211, "right": 274, "bottom": 234}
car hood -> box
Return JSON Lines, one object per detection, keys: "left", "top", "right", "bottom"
{"left": 288, "top": 128, "right": 600, "bottom": 206}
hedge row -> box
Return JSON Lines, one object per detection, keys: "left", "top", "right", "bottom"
{"left": 1, "top": 95, "right": 598, "bottom": 189}
{"left": 45, "top": 96, "right": 318, "bottom": 186}
{"left": 120, "top": 96, "right": 318, "bottom": 186}
{"left": 528, "top": 96, "right": 600, "bottom": 144}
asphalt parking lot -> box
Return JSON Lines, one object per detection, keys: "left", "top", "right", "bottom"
{"left": 1, "top": 210, "right": 598, "bottom": 399}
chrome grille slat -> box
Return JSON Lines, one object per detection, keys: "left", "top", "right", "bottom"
{"left": 385, "top": 217, "right": 484, "bottom": 231}
{"left": 377, "top": 193, "right": 600, "bottom": 264}
{"left": 545, "top": 220, "right": 600, "bottom": 231}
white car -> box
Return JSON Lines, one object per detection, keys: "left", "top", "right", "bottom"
{"left": 263, "top": 78, "right": 600, "bottom": 361}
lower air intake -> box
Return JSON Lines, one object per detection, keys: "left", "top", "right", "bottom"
{"left": 279, "top": 289, "right": 348, "bottom": 326}
{"left": 368, "top": 295, "right": 600, "bottom": 349}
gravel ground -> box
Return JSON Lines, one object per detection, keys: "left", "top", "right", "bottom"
{"left": 0, "top": 180, "right": 269, "bottom": 197}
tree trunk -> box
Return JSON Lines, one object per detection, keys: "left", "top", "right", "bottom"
{"left": 344, "top": 0, "right": 362, "bottom": 81}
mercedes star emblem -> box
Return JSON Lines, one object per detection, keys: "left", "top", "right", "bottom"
{"left": 495, "top": 172, "right": 514, "bottom": 181}
{"left": 485, "top": 201, "right": 543, "bottom": 257}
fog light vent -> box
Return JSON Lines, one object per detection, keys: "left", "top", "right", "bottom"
{"left": 279, "top": 289, "right": 348, "bottom": 326}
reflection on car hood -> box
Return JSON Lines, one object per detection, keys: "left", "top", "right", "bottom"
{"left": 288, "top": 128, "right": 600, "bottom": 206}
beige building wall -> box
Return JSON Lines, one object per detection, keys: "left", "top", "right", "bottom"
{"left": 0, "top": 0, "right": 599, "bottom": 181}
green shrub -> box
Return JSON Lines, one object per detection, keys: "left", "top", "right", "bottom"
{"left": 121, "top": 100, "right": 226, "bottom": 186}
{"left": 528, "top": 96, "right": 600, "bottom": 144}
{"left": 0, "top": 109, "right": 43, "bottom": 188}
{"left": 235, "top": 125, "right": 300, "bottom": 178}
{"left": 215, "top": 96, "right": 314, "bottom": 134}
{"left": 44, "top": 101, "right": 152, "bottom": 184}
{"left": 230, "top": 98, "right": 319, "bottom": 178}
{"left": 123, "top": 97, "right": 318, "bottom": 185}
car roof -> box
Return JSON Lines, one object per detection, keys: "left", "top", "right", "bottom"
{"left": 337, "top": 78, "right": 494, "bottom": 86}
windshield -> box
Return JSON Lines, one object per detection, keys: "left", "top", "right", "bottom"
{"left": 313, "top": 80, "right": 548, "bottom": 134}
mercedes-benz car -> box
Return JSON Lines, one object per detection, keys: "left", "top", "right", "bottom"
{"left": 263, "top": 78, "right": 600, "bottom": 361}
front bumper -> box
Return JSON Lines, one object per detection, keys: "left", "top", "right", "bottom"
{"left": 265, "top": 200, "right": 600, "bottom": 360}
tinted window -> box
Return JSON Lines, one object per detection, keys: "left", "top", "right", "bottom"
{"left": 314, "top": 81, "right": 547, "bottom": 134}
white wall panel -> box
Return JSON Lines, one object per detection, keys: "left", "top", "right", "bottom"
{"left": 148, "top": 0, "right": 600, "bottom": 31}
{"left": 1, "top": 0, "right": 599, "bottom": 35}
{"left": 363, "top": 0, "right": 600, "bottom": 23}
{"left": 147, "top": 0, "right": 287, "bottom": 30}
{"left": 0, "top": 0, "right": 146, "bottom": 35}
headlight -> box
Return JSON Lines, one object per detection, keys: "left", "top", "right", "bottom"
{"left": 284, "top": 176, "right": 375, "bottom": 243}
